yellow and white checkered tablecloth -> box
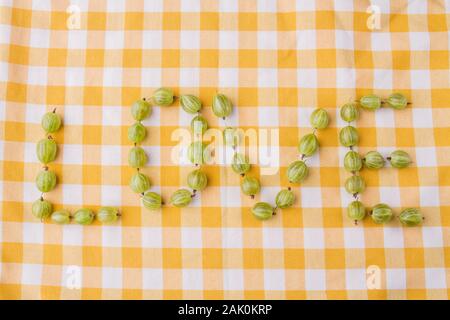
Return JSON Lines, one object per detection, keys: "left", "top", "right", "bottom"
{"left": 0, "top": 0, "right": 449, "bottom": 299}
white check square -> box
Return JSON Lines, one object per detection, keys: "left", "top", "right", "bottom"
{"left": 409, "top": 32, "right": 430, "bottom": 51}
{"left": 419, "top": 186, "right": 440, "bottom": 207}
{"left": 144, "top": 0, "right": 163, "bottom": 12}
{"left": 141, "top": 68, "right": 162, "bottom": 87}
{"left": 107, "top": 0, "right": 126, "bottom": 12}
{"left": 370, "top": 0, "right": 390, "bottom": 14}
{"left": 422, "top": 227, "right": 443, "bottom": 247}
{"left": 64, "top": 105, "right": 84, "bottom": 125}
{"left": 425, "top": 268, "right": 447, "bottom": 289}
{"left": 62, "top": 144, "right": 83, "bottom": 165}
{"left": 183, "top": 269, "right": 203, "bottom": 290}
{"left": 32, "top": 0, "right": 51, "bottom": 10}
{"left": 296, "top": 30, "right": 316, "bottom": 50}
{"left": 101, "top": 185, "right": 122, "bottom": 206}
{"left": 67, "top": 30, "right": 87, "bottom": 49}
{"left": 258, "top": 68, "right": 278, "bottom": 87}
{"left": 346, "top": 269, "right": 367, "bottom": 290}
{"left": 62, "top": 224, "right": 83, "bottom": 246}
{"left": 301, "top": 188, "right": 322, "bottom": 208}
{"left": 22, "top": 264, "right": 43, "bottom": 285}
{"left": 263, "top": 228, "right": 284, "bottom": 248}
{"left": 373, "top": 69, "right": 393, "bottom": 89}
{"left": 180, "top": 0, "right": 200, "bottom": 12}
{"left": 305, "top": 269, "right": 326, "bottom": 291}
{"left": 102, "top": 106, "right": 122, "bottom": 126}
{"left": 29, "top": 28, "right": 50, "bottom": 48}
{"left": 25, "top": 104, "right": 45, "bottom": 124}
{"left": 142, "top": 227, "right": 162, "bottom": 248}
{"left": 415, "top": 147, "right": 437, "bottom": 167}
{"left": 223, "top": 269, "right": 243, "bottom": 291}
{"left": 23, "top": 182, "right": 40, "bottom": 202}
{"left": 180, "top": 31, "right": 200, "bottom": 49}
{"left": 335, "top": 30, "right": 354, "bottom": 49}
{"left": 181, "top": 227, "right": 202, "bottom": 248}
{"left": 103, "top": 68, "right": 122, "bottom": 87}
{"left": 102, "top": 267, "right": 122, "bottom": 289}
{"left": 219, "top": 68, "right": 238, "bottom": 88}
{"left": 343, "top": 227, "right": 365, "bottom": 248}
{"left": 219, "top": 0, "right": 238, "bottom": 12}
{"left": 23, "top": 223, "right": 44, "bottom": 244}
{"left": 258, "top": 31, "right": 277, "bottom": 49}
{"left": 407, "top": 1, "right": 427, "bottom": 14}
{"left": 28, "top": 66, "right": 48, "bottom": 85}
{"left": 304, "top": 228, "right": 324, "bottom": 249}
{"left": 105, "top": 31, "right": 124, "bottom": 49}
{"left": 336, "top": 68, "right": 356, "bottom": 89}
{"left": 143, "top": 269, "right": 163, "bottom": 289}
{"left": 412, "top": 108, "right": 433, "bottom": 128}
{"left": 375, "top": 107, "right": 395, "bottom": 128}
{"left": 220, "top": 187, "right": 241, "bottom": 207}
{"left": 383, "top": 227, "right": 404, "bottom": 248}
{"left": 334, "top": 0, "right": 353, "bottom": 11}
{"left": 264, "top": 269, "right": 285, "bottom": 290}
{"left": 101, "top": 146, "right": 122, "bottom": 165}
{"left": 102, "top": 226, "right": 122, "bottom": 247}
{"left": 298, "top": 68, "right": 317, "bottom": 88}
{"left": 410, "top": 70, "right": 431, "bottom": 89}
{"left": 65, "top": 68, "right": 85, "bottom": 87}
{"left": 298, "top": 106, "right": 315, "bottom": 127}
{"left": 142, "top": 31, "right": 162, "bottom": 49}
{"left": 371, "top": 32, "right": 391, "bottom": 51}
{"left": 180, "top": 68, "right": 200, "bottom": 87}
{"left": 386, "top": 268, "right": 406, "bottom": 289}
{"left": 62, "top": 184, "right": 83, "bottom": 205}
{"left": 222, "top": 228, "right": 242, "bottom": 248}
{"left": 379, "top": 187, "right": 401, "bottom": 208}
{"left": 296, "top": 0, "right": 315, "bottom": 11}
{"left": 142, "top": 146, "right": 160, "bottom": 166}
{"left": 258, "top": 106, "right": 279, "bottom": 126}
{"left": 219, "top": 31, "right": 238, "bottom": 49}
